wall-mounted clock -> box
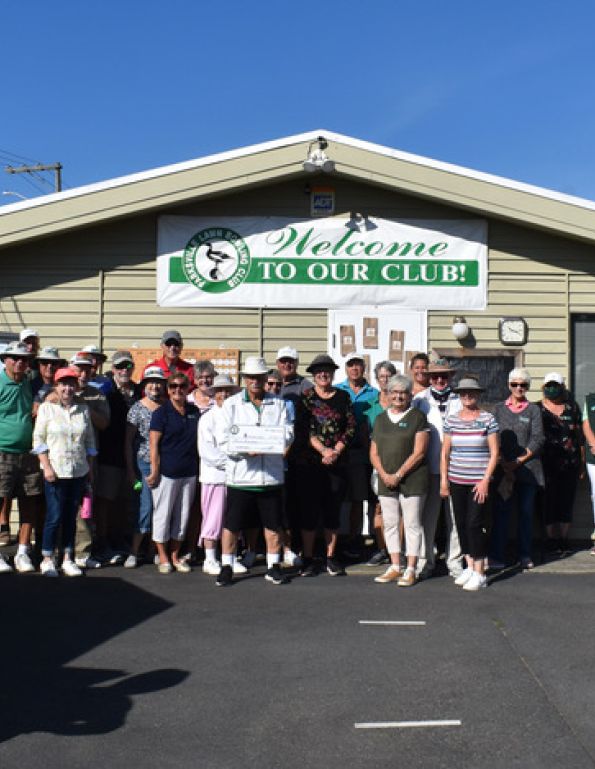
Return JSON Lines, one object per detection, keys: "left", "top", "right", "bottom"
{"left": 498, "top": 317, "right": 528, "bottom": 346}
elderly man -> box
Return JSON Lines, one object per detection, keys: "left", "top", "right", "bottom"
{"left": 32, "top": 347, "right": 65, "bottom": 416}
{"left": 0, "top": 342, "right": 42, "bottom": 573}
{"left": 82, "top": 344, "right": 113, "bottom": 395}
{"left": 154, "top": 329, "right": 195, "bottom": 389}
{"left": 275, "top": 346, "right": 311, "bottom": 566}
{"left": 216, "top": 356, "right": 294, "bottom": 586}
{"left": 413, "top": 358, "right": 463, "bottom": 578}
{"left": 336, "top": 353, "right": 379, "bottom": 558}
{"left": 94, "top": 351, "right": 140, "bottom": 563}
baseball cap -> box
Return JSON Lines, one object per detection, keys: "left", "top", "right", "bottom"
{"left": 19, "top": 328, "right": 39, "bottom": 342}
{"left": 112, "top": 350, "right": 134, "bottom": 366}
{"left": 70, "top": 352, "right": 95, "bottom": 367}
{"left": 276, "top": 346, "right": 298, "bottom": 361}
{"left": 161, "top": 329, "right": 182, "bottom": 344}
{"left": 54, "top": 367, "right": 80, "bottom": 383}
{"left": 543, "top": 372, "right": 564, "bottom": 386}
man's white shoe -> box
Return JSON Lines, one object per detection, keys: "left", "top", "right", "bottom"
{"left": 462, "top": 572, "right": 487, "bottom": 591}
{"left": 0, "top": 554, "right": 13, "bottom": 574}
{"left": 62, "top": 559, "right": 83, "bottom": 577}
{"left": 14, "top": 552, "right": 35, "bottom": 573}
{"left": 454, "top": 567, "right": 474, "bottom": 586}
{"left": 40, "top": 559, "right": 58, "bottom": 577}
{"left": 232, "top": 561, "right": 248, "bottom": 574}
{"left": 283, "top": 551, "right": 303, "bottom": 568}
{"left": 202, "top": 559, "right": 221, "bottom": 575}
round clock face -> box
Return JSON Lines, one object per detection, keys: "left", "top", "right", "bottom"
{"left": 500, "top": 318, "right": 526, "bottom": 344}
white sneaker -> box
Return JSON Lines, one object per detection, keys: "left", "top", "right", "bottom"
{"left": 75, "top": 556, "right": 101, "bottom": 569}
{"left": 454, "top": 567, "right": 474, "bottom": 586}
{"left": 14, "top": 552, "right": 35, "bottom": 573}
{"left": 241, "top": 551, "right": 256, "bottom": 569}
{"left": 40, "top": 559, "right": 58, "bottom": 577}
{"left": 62, "top": 559, "right": 83, "bottom": 577}
{"left": 202, "top": 559, "right": 221, "bottom": 575}
{"left": 0, "top": 554, "right": 13, "bottom": 573}
{"left": 124, "top": 554, "right": 138, "bottom": 569}
{"left": 283, "top": 550, "right": 303, "bottom": 568}
{"left": 463, "top": 572, "right": 487, "bottom": 591}
{"left": 233, "top": 560, "right": 248, "bottom": 574}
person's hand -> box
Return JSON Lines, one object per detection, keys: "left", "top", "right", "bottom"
{"left": 440, "top": 480, "right": 450, "bottom": 498}
{"left": 146, "top": 471, "right": 160, "bottom": 488}
{"left": 382, "top": 471, "right": 397, "bottom": 489}
{"left": 43, "top": 465, "right": 57, "bottom": 483}
{"left": 473, "top": 478, "right": 490, "bottom": 503}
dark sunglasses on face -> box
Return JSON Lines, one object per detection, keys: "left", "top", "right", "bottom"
{"left": 510, "top": 382, "right": 528, "bottom": 389}
{"left": 168, "top": 383, "right": 187, "bottom": 390}
{"left": 115, "top": 362, "right": 133, "bottom": 370}
{"left": 267, "top": 381, "right": 282, "bottom": 388}
{"left": 164, "top": 340, "right": 181, "bottom": 347}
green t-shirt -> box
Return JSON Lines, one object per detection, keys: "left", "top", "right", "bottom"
{"left": 371, "top": 407, "right": 429, "bottom": 497}
{"left": 0, "top": 371, "right": 33, "bottom": 453}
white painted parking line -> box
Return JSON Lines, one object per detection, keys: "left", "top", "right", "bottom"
{"left": 358, "top": 620, "right": 426, "bottom": 626}
{"left": 355, "top": 720, "right": 462, "bottom": 729}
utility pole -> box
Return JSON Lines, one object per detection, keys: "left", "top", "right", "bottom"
{"left": 5, "top": 162, "right": 62, "bottom": 192}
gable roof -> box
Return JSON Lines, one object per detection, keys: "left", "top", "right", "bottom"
{"left": 2, "top": 129, "right": 595, "bottom": 248}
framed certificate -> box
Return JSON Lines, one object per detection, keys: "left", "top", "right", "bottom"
{"left": 228, "top": 424, "right": 286, "bottom": 455}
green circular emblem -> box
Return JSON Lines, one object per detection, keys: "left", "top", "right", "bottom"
{"left": 182, "top": 228, "right": 251, "bottom": 293}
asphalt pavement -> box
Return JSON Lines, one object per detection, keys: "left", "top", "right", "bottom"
{"left": 1, "top": 557, "right": 595, "bottom": 769}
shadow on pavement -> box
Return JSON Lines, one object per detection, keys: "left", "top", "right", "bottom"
{"left": 0, "top": 575, "right": 188, "bottom": 742}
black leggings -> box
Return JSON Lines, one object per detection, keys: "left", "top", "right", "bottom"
{"left": 449, "top": 482, "right": 488, "bottom": 559}
{"left": 296, "top": 463, "right": 348, "bottom": 531}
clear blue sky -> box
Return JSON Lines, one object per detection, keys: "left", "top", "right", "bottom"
{"left": 2, "top": 0, "right": 595, "bottom": 202}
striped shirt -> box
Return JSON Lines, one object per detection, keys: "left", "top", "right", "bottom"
{"left": 443, "top": 411, "right": 499, "bottom": 485}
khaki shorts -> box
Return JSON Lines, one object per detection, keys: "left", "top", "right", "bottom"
{"left": 0, "top": 452, "right": 42, "bottom": 498}
{"left": 95, "top": 464, "right": 128, "bottom": 502}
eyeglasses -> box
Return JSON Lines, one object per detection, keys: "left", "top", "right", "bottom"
{"left": 510, "top": 382, "right": 528, "bottom": 389}
{"left": 164, "top": 341, "right": 181, "bottom": 347}
{"left": 278, "top": 358, "right": 295, "bottom": 365}
{"left": 391, "top": 390, "right": 409, "bottom": 397}
{"left": 267, "top": 381, "right": 282, "bottom": 388}
{"left": 431, "top": 374, "right": 450, "bottom": 381}
{"left": 168, "top": 383, "right": 187, "bottom": 390}
{"left": 114, "top": 362, "right": 133, "bottom": 370}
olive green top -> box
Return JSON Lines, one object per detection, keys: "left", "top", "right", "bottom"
{"left": 371, "top": 407, "right": 429, "bottom": 497}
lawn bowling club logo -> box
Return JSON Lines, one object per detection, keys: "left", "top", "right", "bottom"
{"left": 182, "top": 228, "right": 251, "bottom": 294}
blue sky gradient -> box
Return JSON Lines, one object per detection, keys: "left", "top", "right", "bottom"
{"left": 2, "top": 0, "right": 594, "bottom": 201}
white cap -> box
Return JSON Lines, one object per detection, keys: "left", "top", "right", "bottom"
{"left": 19, "top": 328, "right": 39, "bottom": 342}
{"left": 543, "top": 372, "right": 565, "bottom": 386}
{"left": 345, "top": 352, "right": 365, "bottom": 363}
{"left": 240, "top": 356, "right": 268, "bottom": 376}
{"left": 82, "top": 344, "right": 107, "bottom": 360}
{"left": 276, "top": 346, "right": 298, "bottom": 361}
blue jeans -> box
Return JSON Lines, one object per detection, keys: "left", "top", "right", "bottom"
{"left": 42, "top": 477, "right": 86, "bottom": 557}
{"left": 136, "top": 458, "right": 153, "bottom": 534}
{"left": 490, "top": 480, "right": 537, "bottom": 562}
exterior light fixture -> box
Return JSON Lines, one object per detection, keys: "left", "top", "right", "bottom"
{"left": 452, "top": 316, "right": 470, "bottom": 341}
{"left": 303, "top": 136, "right": 335, "bottom": 173}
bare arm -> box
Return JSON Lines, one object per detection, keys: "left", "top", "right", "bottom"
{"left": 147, "top": 430, "right": 161, "bottom": 488}
{"left": 440, "top": 434, "right": 452, "bottom": 498}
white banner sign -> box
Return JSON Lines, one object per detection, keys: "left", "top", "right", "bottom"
{"left": 157, "top": 215, "right": 487, "bottom": 309}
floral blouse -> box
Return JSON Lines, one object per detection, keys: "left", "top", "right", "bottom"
{"left": 127, "top": 400, "right": 153, "bottom": 463}
{"left": 297, "top": 387, "right": 356, "bottom": 465}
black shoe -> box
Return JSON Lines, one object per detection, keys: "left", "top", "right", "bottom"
{"left": 216, "top": 564, "right": 233, "bottom": 587}
{"left": 300, "top": 558, "right": 317, "bottom": 577}
{"left": 327, "top": 557, "right": 346, "bottom": 576}
{"left": 366, "top": 549, "right": 389, "bottom": 566}
{"left": 264, "top": 564, "right": 288, "bottom": 585}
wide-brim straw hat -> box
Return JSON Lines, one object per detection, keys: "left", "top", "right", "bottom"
{"left": 428, "top": 358, "right": 455, "bottom": 375}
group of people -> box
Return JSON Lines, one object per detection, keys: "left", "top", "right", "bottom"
{"left": 0, "top": 326, "right": 592, "bottom": 592}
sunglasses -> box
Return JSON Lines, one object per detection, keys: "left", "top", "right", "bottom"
{"left": 510, "top": 382, "right": 528, "bottom": 389}
{"left": 267, "top": 381, "right": 282, "bottom": 388}
{"left": 168, "top": 383, "right": 187, "bottom": 390}
{"left": 114, "top": 362, "right": 133, "bottom": 370}
{"left": 164, "top": 341, "right": 181, "bottom": 347}
{"left": 431, "top": 374, "right": 450, "bottom": 381}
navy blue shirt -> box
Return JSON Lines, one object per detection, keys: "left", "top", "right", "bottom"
{"left": 150, "top": 400, "right": 200, "bottom": 478}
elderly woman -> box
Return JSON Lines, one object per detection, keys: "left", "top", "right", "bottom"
{"left": 33, "top": 367, "right": 97, "bottom": 577}
{"left": 582, "top": 391, "right": 595, "bottom": 555}
{"left": 198, "top": 374, "right": 238, "bottom": 574}
{"left": 296, "top": 354, "right": 356, "bottom": 577}
{"left": 370, "top": 374, "right": 429, "bottom": 586}
{"left": 489, "top": 368, "right": 544, "bottom": 570}
{"left": 124, "top": 365, "right": 168, "bottom": 568}
{"left": 409, "top": 352, "right": 430, "bottom": 395}
{"left": 147, "top": 372, "right": 200, "bottom": 573}
{"left": 188, "top": 359, "right": 216, "bottom": 413}
{"left": 365, "top": 360, "right": 397, "bottom": 566}
{"left": 539, "top": 372, "right": 584, "bottom": 555}
{"left": 440, "top": 377, "right": 499, "bottom": 591}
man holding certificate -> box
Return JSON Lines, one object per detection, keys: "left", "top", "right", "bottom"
{"left": 216, "top": 357, "right": 294, "bottom": 586}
